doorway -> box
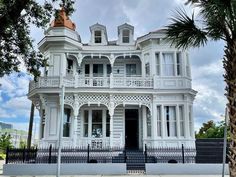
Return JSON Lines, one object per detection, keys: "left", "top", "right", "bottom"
{"left": 125, "top": 109, "right": 139, "bottom": 149}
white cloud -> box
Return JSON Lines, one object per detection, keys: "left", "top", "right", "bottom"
{"left": 4, "top": 96, "right": 31, "bottom": 116}
{"left": 0, "top": 108, "right": 16, "bottom": 118}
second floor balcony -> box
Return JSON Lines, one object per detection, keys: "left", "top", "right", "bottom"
{"left": 28, "top": 74, "right": 192, "bottom": 94}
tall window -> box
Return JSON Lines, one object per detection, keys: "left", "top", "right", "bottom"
{"left": 41, "top": 109, "right": 45, "bottom": 138}
{"left": 93, "top": 64, "right": 103, "bottom": 77}
{"left": 162, "top": 53, "right": 175, "bottom": 76}
{"left": 67, "top": 59, "right": 73, "bottom": 75}
{"left": 145, "top": 63, "right": 150, "bottom": 76}
{"left": 144, "top": 53, "right": 150, "bottom": 76}
{"left": 122, "top": 29, "right": 130, "bottom": 43}
{"left": 164, "top": 106, "right": 177, "bottom": 137}
{"left": 147, "top": 107, "right": 151, "bottom": 137}
{"left": 85, "top": 64, "right": 90, "bottom": 76}
{"left": 92, "top": 110, "right": 103, "bottom": 138}
{"left": 179, "top": 105, "right": 184, "bottom": 137}
{"left": 126, "top": 64, "right": 136, "bottom": 76}
{"left": 63, "top": 108, "right": 71, "bottom": 137}
{"left": 189, "top": 106, "right": 193, "bottom": 137}
{"left": 186, "top": 53, "right": 190, "bottom": 77}
{"left": 156, "top": 53, "right": 160, "bottom": 76}
{"left": 176, "top": 52, "right": 182, "bottom": 76}
{"left": 106, "top": 110, "right": 110, "bottom": 137}
{"left": 83, "top": 110, "right": 89, "bottom": 137}
{"left": 107, "top": 64, "right": 111, "bottom": 77}
{"left": 95, "top": 30, "right": 102, "bottom": 43}
{"left": 157, "top": 106, "right": 161, "bottom": 137}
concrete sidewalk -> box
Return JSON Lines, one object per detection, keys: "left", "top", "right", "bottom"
{"left": 0, "top": 175, "right": 230, "bottom": 177}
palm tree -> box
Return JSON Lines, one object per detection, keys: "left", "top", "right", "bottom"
{"left": 165, "top": 0, "right": 236, "bottom": 176}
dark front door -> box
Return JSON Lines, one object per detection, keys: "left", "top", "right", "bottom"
{"left": 125, "top": 109, "right": 139, "bottom": 149}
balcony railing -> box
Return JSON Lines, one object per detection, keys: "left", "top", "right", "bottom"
{"left": 28, "top": 75, "right": 192, "bottom": 93}
{"left": 29, "top": 75, "right": 154, "bottom": 93}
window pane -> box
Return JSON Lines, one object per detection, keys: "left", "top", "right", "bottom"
{"left": 156, "top": 53, "right": 160, "bottom": 75}
{"left": 122, "top": 30, "right": 130, "bottom": 43}
{"left": 63, "top": 108, "right": 71, "bottom": 137}
{"left": 126, "top": 64, "right": 136, "bottom": 76}
{"left": 83, "top": 110, "right": 89, "bottom": 137}
{"left": 123, "top": 29, "right": 129, "bottom": 36}
{"left": 84, "top": 110, "right": 88, "bottom": 123}
{"left": 92, "top": 110, "right": 103, "bottom": 122}
{"left": 157, "top": 106, "right": 161, "bottom": 136}
{"left": 85, "top": 64, "right": 90, "bottom": 75}
{"left": 177, "top": 52, "right": 182, "bottom": 76}
{"left": 93, "top": 64, "right": 103, "bottom": 77}
{"left": 147, "top": 107, "right": 151, "bottom": 137}
{"left": 179, "top": 106, "right": 184, "bottom": 137}
{"left": 95, "top": 30, "right": 102, "bottom": 43}
{"left": 107, "top": 64, "right": 111, "bottom": 76}
{"left": 163, "top": 53, "right": 174, "bottom": 76}
{"left": 106, "top": 110, "right": 110, "bottom": 137}
{"left": 92, "top": 110, "right": 103, "bottom": 138}
{"left": 165, "top": 106, "right": 177, "bottom": 137}
{"left": 189, "top": 106, "right": 193, "bottom": 137}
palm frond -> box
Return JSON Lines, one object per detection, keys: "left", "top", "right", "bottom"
{"left": 165, "top": 8, "right": 207, "bottom": 49}
{"left": 198, "top": 0, "right": 232, "bottom": 41}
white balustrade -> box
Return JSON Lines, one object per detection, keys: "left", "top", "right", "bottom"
{"left": 113, "top": 76, "right": 153, "bottom": 88}
{"left": 29, "top": 75, "right": 191, "bottom": 93}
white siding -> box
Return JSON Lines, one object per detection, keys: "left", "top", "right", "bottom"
{"left": 113, "top": 105, "right": 124, "bottom": 146}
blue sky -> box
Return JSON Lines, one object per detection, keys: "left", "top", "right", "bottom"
{"left": 0, "top": 0, "right": 226, "bottom": 135}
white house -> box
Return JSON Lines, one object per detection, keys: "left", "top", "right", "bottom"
{"left": 28, "top": 9, "right": 197, "bottom": 149}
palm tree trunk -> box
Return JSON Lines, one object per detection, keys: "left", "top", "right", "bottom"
{"left": 27, "top": 102, "right": 34, "bottom": 149}
{"left": 224, "top": 41, "right": 236, "bottom": 176}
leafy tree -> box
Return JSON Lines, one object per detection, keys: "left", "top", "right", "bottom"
{"left": 19, "top": 139, "right": 27, "bottom": 149}
{"left": 0, "top": 0, "right": 75, "bottom": 150}
{"left": 195, "top": 120, "right": 230, "bottom": 139}
{"left": 165, "top": 0, "right": 236, "bottom": 175}
{"left": 0, "top": 133, "right": 13, "bottom": 153}
{"left": 0, "top": 0, "right": 75, "bottom": 78}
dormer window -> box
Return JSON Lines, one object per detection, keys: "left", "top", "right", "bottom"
{"left": 95, "top": 30, "right": 102, "bottom": 43}
{"left": 117, "top": 23, "right": 134, "bottom": 45}
{"left": 122, "top": 29, "right": 130, "bottom": 43}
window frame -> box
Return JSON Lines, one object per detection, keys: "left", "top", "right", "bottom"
{"left": 122, "top": 29, "right": 130, "bottom": 43}
{"left": 82, "top": 108, "right": 110, "bottom": 138}
{"left": 63, "top": 108, "right": 72, "bottom": 138}
{"left": 94, "top": 30, "right": 102, "bottom": 43}
{"left": 162, "top": 52, "right": 175, "bottom": 76}
{"left": 164, "top": 106, "right": 177, "bottom": 137}
{"left": 126, "top": 64, "right": 137, "bottom": 76}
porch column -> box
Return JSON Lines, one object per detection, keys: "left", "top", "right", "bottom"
{"left": 152, "top": 104, "right": 157, "bottom": 143}
{"left": 176, "top": 104, "right": 180, "bottom": 138}
{"left": 109, "top": 103, "right": 115, "bottom": 147}
{"left": 161, "top": 105, "right": 165, "bottom": 138}
{"left": 184, "top": 102, "right": 190, "bottom": 138}
{"left": 110, "top": 115, "right": 114, "bottom": 147}
{"left": 142, "top": 106, "right": 147, "bottom": 149}
{"left": 73, "top": 115, "right": 78, "bottom": 146}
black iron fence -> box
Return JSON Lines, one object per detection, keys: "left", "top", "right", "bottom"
{"left": 6, "top": 144, "right": 197, "bottom": 164}
{"left": 144, "top": 144, "right": 196, "bottom": 163}
{"left": 6, "top": 145, "right": 125, "bottom": 164}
